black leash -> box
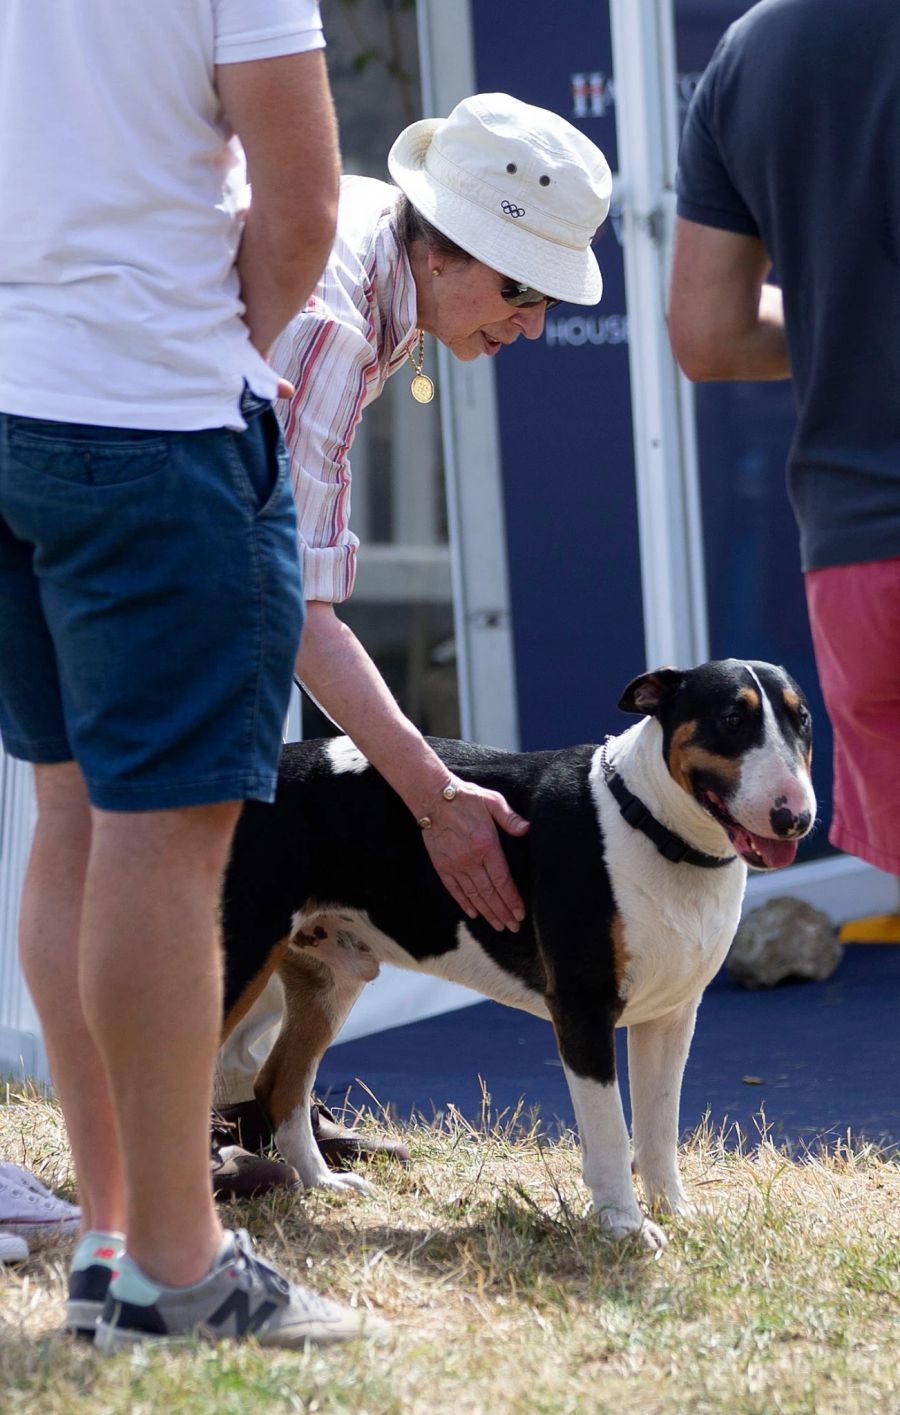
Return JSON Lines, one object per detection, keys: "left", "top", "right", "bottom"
{"left": 291, "top": 674, "right": 345, "bottom": 734}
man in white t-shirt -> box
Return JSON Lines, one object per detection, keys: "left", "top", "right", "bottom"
{"left": 0, "top": 0, "right": 383, "bottom": 1348}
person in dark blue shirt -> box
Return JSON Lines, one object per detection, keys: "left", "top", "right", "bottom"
{"left": 668, "top": 0, "right": 900, "bottom": 884}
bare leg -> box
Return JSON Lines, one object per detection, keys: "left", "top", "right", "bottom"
{"left": 19, "top": 763, "right": 122, "bottom": 1237}
{"left": 78, "top": 796, "right": 241, "bottom": 1285}
{"left": 21, "top": 758, "right": 242, "bottom": 1288}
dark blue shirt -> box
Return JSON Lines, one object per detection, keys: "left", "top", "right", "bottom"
{"left": 676, "top": 0, "right": 900, "bottom": 571}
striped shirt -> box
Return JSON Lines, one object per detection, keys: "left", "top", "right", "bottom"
{"left": 270, "top": 176, "right": 417, "bottom": 602}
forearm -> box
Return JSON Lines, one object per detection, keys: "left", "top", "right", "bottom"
{"left": 671, "top": 281, "right": 789, "bottom": 382}
{"left": 236, "top": 209, "right": 335, "bottom": 356}
{"left": 705, "top": 282, "right": 789, "bottom": 380}
{"left": 297, "top": 603, "right": 529, "bottom": 932}
{"left": 217, "top": 49, "right": 340, "bottom": 355}
{"left": 668, "top": 219, "right": 791, "bottom": 382}
{"left": 296, "top": 603, "right": 451, "bottom": 819}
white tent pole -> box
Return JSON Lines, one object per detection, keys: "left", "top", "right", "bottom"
{"left": 607, "top": 0, "right": 708, "bottom": 668}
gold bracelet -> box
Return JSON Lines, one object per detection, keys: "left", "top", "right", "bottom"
{"left": 416, "top": 780, "right": 458, "bottom": 830}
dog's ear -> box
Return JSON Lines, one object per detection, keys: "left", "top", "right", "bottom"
{"left": 618, "top": 667, "right": 685, "bottom": 716}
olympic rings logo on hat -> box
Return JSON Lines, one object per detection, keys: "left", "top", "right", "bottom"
{"left": 501, "top": 200, "right": 526, "bottom": 218}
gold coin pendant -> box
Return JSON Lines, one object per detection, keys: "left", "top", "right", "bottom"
{"left": 410, "top": 373, "right": 435, "bottom": 404}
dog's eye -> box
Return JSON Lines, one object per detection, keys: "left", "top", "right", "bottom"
{"left": 796, "top": 703, "right": 810, "bottom": 729}
{"left": 721, "top": 711, "right": 743, "bottom": 732}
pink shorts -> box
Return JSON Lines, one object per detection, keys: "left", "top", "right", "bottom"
{"left": 805, "top": 557, "right": 900, "bottom": 875}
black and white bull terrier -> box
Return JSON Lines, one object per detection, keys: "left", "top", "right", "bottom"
{"left": 219, "top": 659, "right": 816, "bottom": 1251}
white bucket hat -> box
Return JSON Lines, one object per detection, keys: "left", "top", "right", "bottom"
{"left": 388, "top": 93, "right": 612, "bottom": 306}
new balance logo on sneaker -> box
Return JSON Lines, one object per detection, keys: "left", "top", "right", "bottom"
{"left": 66, "top": 1230, "right": 125, "bottom": 1335}
{"left": 94, "top": 1228, "right": 387, "bottom": 1351}
{"left": 202, "top": 1289, "right": 278, "bottom": 1338}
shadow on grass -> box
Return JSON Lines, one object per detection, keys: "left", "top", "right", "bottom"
{"left": 301, "top": 1191, "right": 665, "bottom": 1310}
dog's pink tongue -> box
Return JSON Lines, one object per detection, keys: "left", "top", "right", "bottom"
{"left": 733, "top": 828, "right": 798, "bottom": 869}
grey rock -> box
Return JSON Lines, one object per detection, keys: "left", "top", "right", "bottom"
{"left": 727, "top": 896, "right": 843, "bottom": 989}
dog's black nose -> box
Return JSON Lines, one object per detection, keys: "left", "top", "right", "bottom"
{"left": 770, "top": 805, "right": 812, "bottom": 837}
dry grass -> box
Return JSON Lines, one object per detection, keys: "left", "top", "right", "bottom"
{"left": 0, "top": 1086, "right": 897, "bottom": 1415}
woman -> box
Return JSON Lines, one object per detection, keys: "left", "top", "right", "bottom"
{"left": 213, "top": 92, "right": 612, "bottom": 1173}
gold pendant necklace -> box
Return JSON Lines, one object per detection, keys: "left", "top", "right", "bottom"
{"left": 408, "top": 331, "right": 435, "bottom": 404}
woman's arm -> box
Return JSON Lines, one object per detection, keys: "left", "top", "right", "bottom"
{"left": 296, "top": 601, "right": 529, "bottom": 933}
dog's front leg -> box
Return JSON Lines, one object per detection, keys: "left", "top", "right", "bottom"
{"left": 255, "top": 949, "right": 372, "bottom": 1196}
{"left": 552, "top": 994, "right": 666, "bottom": 1250}
{"left": 546, "top": 947, "right": 666, "bottom": 1248}
{"left": 563, "top": 1062, "right": 667, "bottom": 1252}
{"left": 627, "top": 998, "right": 699, "bottom": 1217}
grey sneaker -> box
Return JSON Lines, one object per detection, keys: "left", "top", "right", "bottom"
{"left": 94, "top": 1228, "right": 387, "bottom": 1351}
{"left": 66, "top": 1230, "right": 125, "bottom": 1335}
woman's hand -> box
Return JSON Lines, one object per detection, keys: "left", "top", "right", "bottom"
{"left": 295, "top": 604, "right": 530, "bottom": 932}
{"left": 418, "top": 779, "right": 529, "bottom": 933}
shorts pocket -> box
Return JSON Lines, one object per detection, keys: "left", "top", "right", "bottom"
{"left": 9, "top": 425, "right": 169, "bottom": 488}
{"left": 227, "top": 407, "right": 291, "bottom": 519}
{"left": 239, "top": 386, "right": 273, "bottom": 421}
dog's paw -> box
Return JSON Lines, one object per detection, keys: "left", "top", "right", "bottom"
{"left": 634, "top": 1218, "right": 668, "bottom": 1252}
{"left": 309, "top": 1170, "right": 375, "bottom": 1198}
{"left": 634, "top": 1163, "right": 696, "bottom": 1220}
{"left": 646, "top": 1189, "right": 696, "bottom": 1220}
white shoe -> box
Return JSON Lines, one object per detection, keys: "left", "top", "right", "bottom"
{"left": 0, "top": 1163, "right": 78, "bottom": 1201}
{"left": 0, "top": 1169, "right": 81, "bottom": 1236}
{"left": 0, "top": 1229, "right": 29, "bottom": 1264}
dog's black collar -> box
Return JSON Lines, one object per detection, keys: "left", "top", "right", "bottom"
{"left": 600, "top": 744, "right": 736, "bottom": 870}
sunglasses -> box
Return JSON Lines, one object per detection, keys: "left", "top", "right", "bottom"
{"left": 499, "top": 280, "right": 561, "bottom": 311}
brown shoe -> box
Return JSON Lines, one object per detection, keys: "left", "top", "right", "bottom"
{"left": 210, "top": 1145, "right": 299, "bottom": 1201}
{"left": 311, "top": 1103, "right": 410, "bottom": 1169}
{"left": 211, "top": 1100, "right": 274, "bottom": 1155}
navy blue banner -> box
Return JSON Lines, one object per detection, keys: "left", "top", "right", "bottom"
{"left": 470, "top": 2, "right": 832, "bottom": 861}
{"left": 472, "top": 2, "right": 644, "bottom": 752}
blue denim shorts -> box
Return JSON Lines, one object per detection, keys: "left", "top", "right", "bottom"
{"left": 0, "top": 395, "right": 303, "bottom": 810}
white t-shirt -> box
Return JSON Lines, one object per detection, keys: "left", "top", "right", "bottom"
{"left": 0, "top": 1, "right": 324, "bottom": 431}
